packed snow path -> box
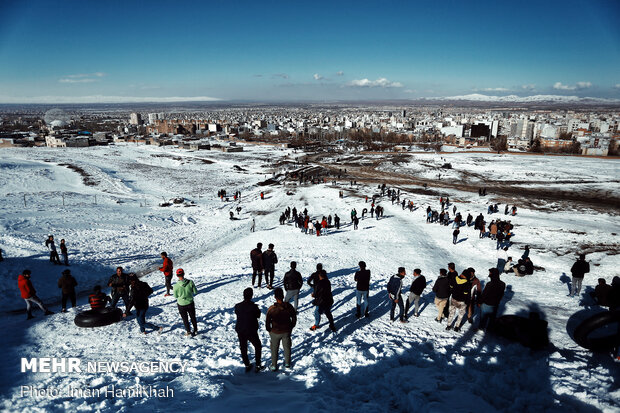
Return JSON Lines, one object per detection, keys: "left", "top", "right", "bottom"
{"left": 0, "top": 145, "right": 618, "bottom": 412}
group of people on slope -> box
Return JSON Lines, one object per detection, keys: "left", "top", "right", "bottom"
{"left": 387, "top": 263, "right": 507, "bottom": 332}
{"left": 45, "top": 235, "right": 69, "bottom": 266}
{"left": 17, "top": 251, "right": 201, "bottom": 337}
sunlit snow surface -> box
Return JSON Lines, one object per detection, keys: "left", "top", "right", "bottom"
{"left": 0, "top": 144, "right": 618, "bottom": 412}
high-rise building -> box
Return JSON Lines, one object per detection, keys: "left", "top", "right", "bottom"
{"left": 129, "top": 113, "right": 142, "bottom": 125}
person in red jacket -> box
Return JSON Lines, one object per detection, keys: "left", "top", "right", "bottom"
{"left": 159, "top": 251, "right": 174, "bottom": 296}
{"left": 18, "top": 270, "right": 53, "bottom": 319}
{"left": 89, "top": 285, "right": 111, "bottom": 310}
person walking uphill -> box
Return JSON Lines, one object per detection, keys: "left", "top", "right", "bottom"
{"left": 283, "top": 261, "right": 303, "bottom": 311}
{"left": 387, "top": 268, "right": 406, "bottom": 323}
{"left": 235, "top": 288, "right": 264, "bottom": 373}
{"left": 108, "top": 266, "right": 131, "bottom": 316}
{"left": 570, "top": 253, "right": 590, "bottom": 297}
{"left": 310, "top": 270, "right": 337, "bottom": 332}
{"left": 173, "top": 268, "right": 198, "bottom": 337}
{"left": 405, "top": 269, "right": 426, "bottom": 319}
{"left": 19, "top": 270, "right": 54, "bottom": 319}
{"left": 57, "top": 269, "right": 77, "bottom": 312}
{"left": 354, "top": 261, "right": 371, "bottom": 318}
{"left": 159, "top": 252, "right": 174, "bottom": 296}
{"left": 262, "top": 243, "right": 278, "bottom": 289}
{"left": 126, "top": 275, "right": 162, "bottom": 335}
{"left": 250, "top": 243, "right": 264, "bottom": 288}
{"left": 266, "top": 288, "right": 297, "bottom": 371}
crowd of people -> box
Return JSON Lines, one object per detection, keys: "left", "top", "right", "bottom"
{"left": 12, "top": 182, "right": 620, "bottom": 372}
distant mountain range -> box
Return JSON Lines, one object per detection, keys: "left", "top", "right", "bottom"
{"left": 423, "top": 94, "right": 620, "bottom": 104}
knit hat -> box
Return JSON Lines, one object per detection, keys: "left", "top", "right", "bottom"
{"left": 176, "top": 268, "right": 185, "bottom": 276}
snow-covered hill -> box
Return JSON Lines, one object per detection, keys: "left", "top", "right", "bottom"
{"left": 424, "top": 94, "right": 620, "bottom": 104}
{"left": 0, "top": 144, "right": 618, "bottom": 412}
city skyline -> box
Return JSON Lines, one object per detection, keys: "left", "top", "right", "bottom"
{"left": 0, "top": 0, "right": 619, "bottom": 103}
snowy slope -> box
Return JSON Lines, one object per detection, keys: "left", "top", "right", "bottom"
{"left": 0, "top": 144, "right": 618, "bottom": 412}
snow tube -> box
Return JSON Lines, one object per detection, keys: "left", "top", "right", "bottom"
{"left": 491, "top": 312, "right": 549, "bottom": 349}
{"left": 572, "top": 310, "right": 620, "bottom": 352}
{"left": 74, "top": 308, "right": 123, "bottom": 328}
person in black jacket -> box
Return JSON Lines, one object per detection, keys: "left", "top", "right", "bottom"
{"left": 478, "top": 268, "right": 506, "bottom": 331}
{"left": 570, "top": 254, "right": 590, "bottom": 297}
{"left": 108, "top": 266, "right": 130, "bottom": 316}
{"left": 307, "top": 263, "right": 325, "bottom": 292}
{"left": 354, "top": 261, "right": 371, "bottom": 318}
{"left": 57, "top": 269, "right": 77, "bottom": 312}
{"left": 432, "top": 268, "right": 451, "bottom": 322}
{"left": 310, "top": 270, "right": 336, "bottom": 332}
{"left": 283, "top": 261, "right": 303, "bottom": 311}
{"left": 125, "top": 275, "right": 162, "bottom": 334}
{"left": 235, "top": 288, "right": 264, "bottom": 372}
{"left": 405, "top": 269, "right": 426, "bottom": 319}
{"left": 250, "top": 243, "right": 264, "bottom": 288}
{"left": 446, "top": 270, "right": 472, "bottom": 332}
{"left": 262, "top": 243, "right": 278, "bottom": 289}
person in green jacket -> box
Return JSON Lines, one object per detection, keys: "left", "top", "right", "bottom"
{"left": 173, "top": 268, "right": 198, "bottom": 337}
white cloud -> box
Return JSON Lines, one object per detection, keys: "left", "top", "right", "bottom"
{"left": 521, "top": 84, "right": 536, "bottom": 91}
{"left": 313, "top": 73, "right": 323, "bottom": 80}
{"left": 481, "top": 87, "right": 510, "bottom": 92}
{"left": 0, "top": 95, "right": 221, "bottom": 104}
{"left": 336, "top": 71, "right": 344, "bottom": 76}
{"left": 272, "top": 73, "right": 289, "bottom": 79}
{"left": 615, "top": 84, "right": 620, "bottom": 89}
{"left": 59, "top": 72, "right": 106, "bottom": 84}
{"left": 348, "top": 77, "right": 403, "bottom": 88}
{"left": 553, "top": 81, "right": 592, "bottom": 91}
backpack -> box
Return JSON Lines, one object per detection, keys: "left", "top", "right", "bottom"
{"left": 387, "top": 276, "right": 401, "bottom": 295}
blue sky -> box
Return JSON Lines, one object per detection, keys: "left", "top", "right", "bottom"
{"left": 0, "top": 0, "right": 618, "bottom": 103}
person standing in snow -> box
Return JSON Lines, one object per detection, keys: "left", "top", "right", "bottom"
{"left": 126, "top": 275, "right": 162, "bottom": 335}
{"left": 89, "top": 285, "right": 110, "bottom": 310}
{"left": 262, "top": 243, "right": 278, "bottom": 289}
{"left": 235, "top": 287, "right": 264, "bottom": 373}
{"left": 60, "top": 239, "right": 69, "bottom": 266}
{"left": 310, "top": 270, "right": 337, "bottom": 332}
{"left": 250, "top": 243, "right": 264, "bottom": 288}
{"left": 45, "top": 235, "right": 61, "bottom": 265}
{"left": 266, "top": 287, "right": 297, "bottom": 371}
{"left": 108, "top": 266, "right": 131, "bottom": 316}
{"left": 453, "top": 228, "right": 460, "bottom": 244}
{"left": 307, "top": 263, "right": 325, "bottom": 292}
{"left": 405, "top": 269, "right": 426, "bottom": 319}
{"left": 466, "top": 268, "right": 482, "bottom": 324}
{"left": 570, "top": 254, "right": 590, "bottom": 297}
{"left": 159, "top": 251, "right": 174, "bottom": 296}
{"left": 478, "top": 268, "right": 505, "bottom": 331}
{"left": 334, "top": 214, "right": 340, "bottom": 229}
{"left": 173, "top": 268, "right": 199, "bottom": 337}
{"left": 283, "top": 261, "right": 303, "bottom": 311}
{"left": 445, "top": 270, "right": 472, "bottom": 332}
{"left": 251, "top": 218, "right": 256, "bottom": 232}
{"left": 354, "top": 261, "right": 371, "bottom": 318}
{"left": 18, "top": 270, "right": 53, "bottom": 319}
{"left": 432, "top": 268, "right": 451, "bottom": 323}
{"left": 353, "top": 216, "right": 359, "bottom": 230}
{"left": 57, "top": 268, "right": 77, "bottom": 312}
{"left": 387, "top": 267, "right": 407, "bottom": 323}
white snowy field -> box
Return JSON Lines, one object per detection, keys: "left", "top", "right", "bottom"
{"left": 0, "top": 144, "right": 618, "bottom": 412}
